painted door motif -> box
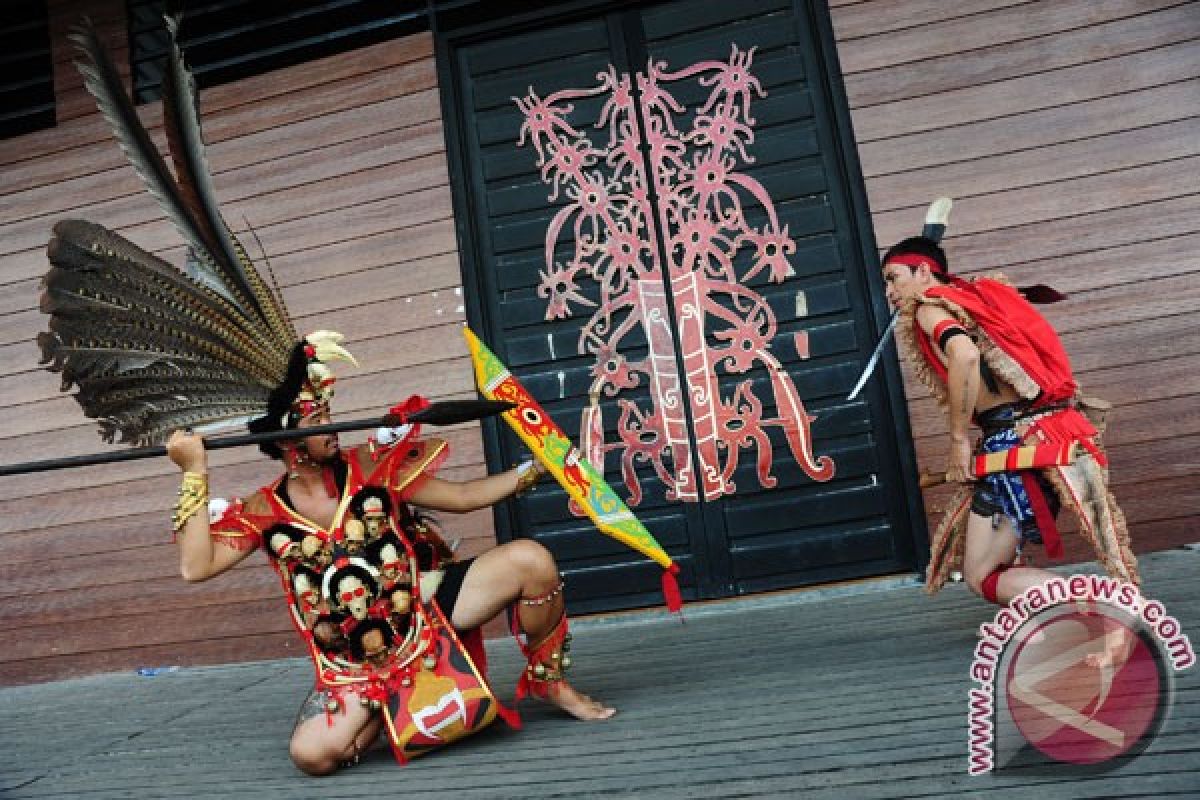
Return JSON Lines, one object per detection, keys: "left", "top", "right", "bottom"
{"left": 441, "top": 0, "right": 926, "bottom": 611}
{"left": 516, "top": 46, "right": 835, "bottom": 505}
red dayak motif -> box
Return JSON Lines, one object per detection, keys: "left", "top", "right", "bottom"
{"left": 515, "top": 45, "right": 835, "bottom": 504}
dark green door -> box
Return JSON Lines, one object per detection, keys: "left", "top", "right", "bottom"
{"left": 437, "top": 0, "right": 926, "bottom": 613}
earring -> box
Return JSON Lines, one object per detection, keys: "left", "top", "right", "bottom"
{"left": 286, "top": 447, "right": 309, "bottom": 479}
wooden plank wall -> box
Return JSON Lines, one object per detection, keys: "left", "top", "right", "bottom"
{"left": 0, "top": 0, "right": 495, "bottom": 685}
{"left": 828, "top": 0, "right": 1200, "bottom": 562}
{"left": 4, "top": 0, "right": 1195, "bottom": 686}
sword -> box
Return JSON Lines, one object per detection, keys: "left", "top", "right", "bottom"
{"left": 846, "top": 311, "right": 900, "bottom": 401}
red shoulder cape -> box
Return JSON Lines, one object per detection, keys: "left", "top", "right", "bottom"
{"left": 921, "top": 278, "right": 1077, "bottom": 406}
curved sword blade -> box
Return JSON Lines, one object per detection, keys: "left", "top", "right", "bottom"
{"left": 847, "top": 311, "right": 900, "bottom": 401}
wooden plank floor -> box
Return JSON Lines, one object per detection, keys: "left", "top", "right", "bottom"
{"left": 1, "top": 547, "right": 1196, "bottom": 799}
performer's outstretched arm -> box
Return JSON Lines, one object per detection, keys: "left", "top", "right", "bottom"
{"left": 406, "top": 461, "right": 544, "bottom": 513}
{"left": 166, "top": 430, "right": 256, "bottom": 582}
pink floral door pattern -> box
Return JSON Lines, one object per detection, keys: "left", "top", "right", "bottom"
{"left": 515, "top": 45, "right": 835, "bottom": 505}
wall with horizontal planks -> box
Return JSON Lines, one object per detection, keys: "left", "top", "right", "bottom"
{"left": 0, "top": 0, "right": 494, "bottom": 685}
{"left": 3, "top": 0, "right": 1197, "bottom": 686}
{"left": 829, "top": 0, "right": 1200, "bottom": 563}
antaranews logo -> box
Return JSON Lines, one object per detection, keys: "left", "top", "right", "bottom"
{"left": 967, "top": 575, "right": 1194, "bottom": 775}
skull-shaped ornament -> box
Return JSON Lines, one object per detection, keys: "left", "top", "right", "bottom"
{"left": 360, "top": 627, "right": 389, "bottom": 665}
{"left": 362, "top": 495, "right": 389, "bottom": 539}
{"left": 301, "top": 533, "right": 331, "bottom": 569}
{"left": 293, "top": 571, "right": 320, "bottom": 612}
{"left": 343, "top": 519, "right": 366, "bottom": 555}
{"left": 349, "top": 621, "right": 396, "bottom": 669}
{"left": 378, "top": 541, "right": 408, "bottom": 584}
{"left": 390, "top": 589, "right": 412, "bottom": 616}
{"left": 306, "top": 361, "right": 335, "bottom": 402}
{"left": 269, "top": 530, "right": 299, "bottom": 560}
{"left": 312, "top": 619, "right": 348, "bottom": 653}
{"left": 335, "top": 573, "right": 374, "bottom": 621}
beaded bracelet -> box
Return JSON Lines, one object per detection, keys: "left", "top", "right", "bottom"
{"left": 172, "top": 471, "right": 209, "bottom": 531}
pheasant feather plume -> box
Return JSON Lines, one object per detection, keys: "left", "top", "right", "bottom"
{"left": 39, "top": 18, "right": 299, "bottom": 445}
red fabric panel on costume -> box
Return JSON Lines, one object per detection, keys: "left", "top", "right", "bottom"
{"left": 1027, "top": 408, "right": 1102, "bottom": 463}
{"left": 917, "top": 328, "right": 950, "bottom": 384}
{"left": 259, "top": 482, "right": 291, "bottom": 518}
{"left": 460, "top": 627, "right": 488, "bottom": 676}
{"left": 389, "top": 443, "right": 450, "bottom": 502}
{"left": 209, "top": 501, "right": 265, "bottom": 551}
{"left": 925, "top": 279, "right": 1077, "bottom": 405}
{"left": 1020, "top": 472, "right": 1064, "bottom": 560}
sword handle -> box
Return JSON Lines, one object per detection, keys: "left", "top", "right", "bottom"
{"left": 919, "top": 471, "right": 948, "bottom": 489}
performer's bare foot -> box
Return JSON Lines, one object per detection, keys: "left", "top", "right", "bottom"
{"left": 1085, "top": 626, "right": 1133, "bottom": 670}
{"left": 543, "top": 683, "right": 616, "bottom": 720}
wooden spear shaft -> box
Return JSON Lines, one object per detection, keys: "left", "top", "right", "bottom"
{"left": 0, "top": 400, "right": 514, "bottom": 477}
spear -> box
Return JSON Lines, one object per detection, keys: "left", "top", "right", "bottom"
{"left": 0, "top": 399, "right": 514, "bottom": 478}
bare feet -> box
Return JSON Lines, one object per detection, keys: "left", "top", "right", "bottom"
{"left": 542, "top": 682, "right": 616, "bottom": 720}
{"left": 1085, "top": 626, "right": 1134, "bottom": 670}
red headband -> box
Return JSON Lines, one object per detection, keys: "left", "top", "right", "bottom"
{"left": 883, "top": 253, "right": 945, "bottom": 274}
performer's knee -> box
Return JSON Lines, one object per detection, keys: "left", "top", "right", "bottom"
{"left": 505, "top": 538, "right": 557, "bottom": 580}
{"left": 289, "top": 737, "right": 339, "bottom": 777}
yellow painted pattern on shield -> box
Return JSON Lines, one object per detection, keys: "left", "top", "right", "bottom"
{"left": 463, "top": 327, "right": 674, "bottom": 570}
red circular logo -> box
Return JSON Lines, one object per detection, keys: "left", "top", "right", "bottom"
{"left": 1005, "top": 610, "right": 1163, "bottom": 765}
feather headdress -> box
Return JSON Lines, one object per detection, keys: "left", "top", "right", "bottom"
{"left": 38, "top": 18, "right": 348, "bottom": 446}
{"left": 881, "top": 196, "right": 1066, "bottom": 304}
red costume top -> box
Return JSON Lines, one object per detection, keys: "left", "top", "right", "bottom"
{"left": 908, "top": 277, "right": 1103, "bottom": 465}
{"left": 204, "top": 432, "right": 516, "bottom": 762}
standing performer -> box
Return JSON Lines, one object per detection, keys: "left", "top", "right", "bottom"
{"left": 38, "top": 19, "right": 612, "bottom": 776}
{"left": 877, "top": 200, "right": 1138, "bottom": 612}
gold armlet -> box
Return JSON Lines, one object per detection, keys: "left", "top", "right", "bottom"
{"left": 514, "top": 461, "right": 546, "bottom": 497}
{"left": 172, "top": 471, "right": 209, "bottom": 532}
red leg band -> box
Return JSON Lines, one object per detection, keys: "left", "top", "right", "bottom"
{"left": 513, "top": 612, "right": 570, "bottom": 701}
{"left": 980, "top": 565, "right": 1009, "bottom": 605}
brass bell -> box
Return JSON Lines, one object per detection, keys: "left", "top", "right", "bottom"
{"left": 561, "top": 655, "right": 572, "bottom": 670}
{"left": 423, "top": 655, "right": 437, "bottom": 670}
{"left": 533, "top": 663, "right": 547, "bottom": 678}
{"left": 551, "top": 651, "right": 560, "bottom": 661}
{"left": 391, "top": 591, "right": 412, "bottom": 614}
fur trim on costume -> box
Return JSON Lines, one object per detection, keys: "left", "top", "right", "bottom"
{"left": 1041, "top": 458, "right": 1140, "bottom": 586}
{"left": 924, "top": 487, "right": 971, "bottom": 594}
{"left": 922, "top": 455, "right": 1140, "bottom": 595}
